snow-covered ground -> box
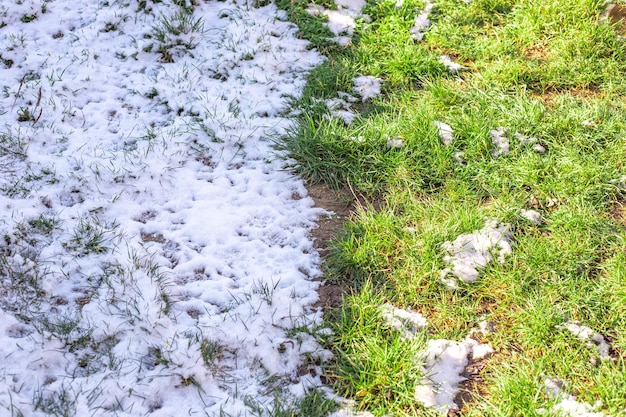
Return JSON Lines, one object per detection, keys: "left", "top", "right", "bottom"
{"left": 0, "top": 0, "right": 328, "bottom": 415}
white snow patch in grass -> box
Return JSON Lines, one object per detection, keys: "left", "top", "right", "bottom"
{"left": 415, "top": 337, "right": 493, "bottom": 414}
{"left": 411, "top": 2, "right": 434, "bottom": 41}
{"left": 560, "top": 321, "right": 612, "bottom": 360}
{"left": 434, "top": 121, "right": 454, "bottom": 146}
{"left": 439, "top": 55, "right": 466, "bottom": 73}
{"left": 326, "top": 97, "right": 358, "bottom": 124}
{"left": 540, "top": 378, "right": 608, "bottom": 417}
{"left": 520, "top": 209, "right": 543, "bottom": 224}
{"left": 353, "top": 75, "right": 382, "bottom": 101}
{"left": 387, "top": 137, "right": 405, "bottom": 149}
{"left": 307, "top": 0, "right": 367, "bottom": 45}
{"left": 440, "top": 219, "right": 513, "bottom": 287}
{"left": 453, "top": 151, "right": 466, "bottom": 164}
{"left": 514, "top": 132, "right": 546, "bottom": 154}
{"left": 380, "top": 303, "right": 428, "bottom": 339}
{"left": 490, "top": 127, "right": 510, "bottom": 156}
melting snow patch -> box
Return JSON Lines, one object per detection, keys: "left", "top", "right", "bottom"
{"left": 411, "top": 2, "right": 434, "bottom": 41}
{"left": 520, "top": 209, "right": 543, "bottom": 224}
{"left": 559, "top": 321, "right": 612, "bottom": 360}
{"left": 514, "top": 132, "right": 546, "bottom": 154}
{"left": 387, "top": 137, "right": 405, "bottom": 149}
{"left": 352, "top": 75, "right": 382, "bottom": 102}
{"left": 490, "top": 127, "right": 510, "bottom": 157}
{"left": 539, "top": 378, "right": 607, "bottom": 417}
{"left": 415, "top": 337, "right": 493, "bottom": 414}
{"left": 439, "top": 55, "right": 466, "bottom": 73}
{"left": 440, "top": 219, "right": 513, "bottom": 288}
{"left": 325, "top": 97, "right": 358, "bottom": 124}
{"left": 307, "top": 0, "right": 367, "bottom": 45}
{"left": 380, "top": 303, "right": 428, "bottom": 339}
{"left": 434, "top": 121, "right": 454, "bottom": 146}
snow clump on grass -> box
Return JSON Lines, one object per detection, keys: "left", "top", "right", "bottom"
{"left": 440, "top": 219, "right": 513, "bottom": 288}
{"left": 380, "top": 303, "right": 427, "bottom": 338}
{"left": 380, "top": 304, "right": 493, "bottom": 414}
{"left": 352, "top": 75, "right": 382, "bottom": 102}
{"left": 539, "top": 378, "right": 608, "bottom": 417}
{"left": 560, "top": 321, "right": 612, "bottom": 360}
{"left": 414, "top": 337, "right": 493, "bottom": 414}
{"left": 520, "top": 208, "right": 543, "bottom": 224}
{"left": 490, "top": 127, "right": 511, "bottom": 157}
{"left": 434, "top": 121, "right": 454, "bottom": 146}
{"left": 307, "top": 0, "right": 367, "bottom": 45}
{"left": 411, "top": 1, "right": 433, "bottom": 41}
{"left": 439, "top": 55, "right": 466, "bottom": 73}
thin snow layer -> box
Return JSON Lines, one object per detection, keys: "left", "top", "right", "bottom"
{"left": 411, "top": 2, "right": 434, "bottom": 41}
{"left": 0, "top": 0, "right": 327, "bottom": 415}
{"left": 440, "top": 219, "right": 513, "bottom": 287}
{"left": 307, "top": 0, "right": 367, "bottom": 45}
{"left": 541, "top": 378, "right": 608, "bottom": 417}
{"left": 415, "top": 337, "right": 493, "bottom": 414}
{"left": 561, "top": 322, "right": 612, "bottom": 359}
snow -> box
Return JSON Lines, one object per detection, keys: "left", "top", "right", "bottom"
{"left": 352, "top": 75, "right": 382, "bottom": 102}
{"left": 414, "top": 337, "right": 493, "bottom": 414}
{"left": 439, "top": 55, "right": 466, "bottom": 73}
{"left": 307, "top": 0, "right": 367, "bottom": 46}
{"left": 380, "top": 303, "right": 427, "bottom": 338}
{"left": 440, "top": 219, "right": 514, "bottom": 287}
{"left": 434, "top": 121, "right": 454, "bottom": 146}
{"left": 490, "top": 127, "right": 511, "bottom": 157}
{"left": 520, "top": 209, "right": 543, "bottom": 224}
{"left": 387, "top": 137, "right": 405, "bottom": 149}
{"left": 560, "top": 321, "right": 612, "bottom": 360}
{"left": 540, "top": 378, "right": 607, "bottom": 417}
{"left": 380, "top": 304, "right": 493, "bottom": 415}
{"left": 0, "top": 0, "right": 329, "bottom": 415}
{"left": 411, "top": 2, "right": 434, "bottom": 41}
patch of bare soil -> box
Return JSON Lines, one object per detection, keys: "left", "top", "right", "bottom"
{"left": 603, "top": 3, "right": 626, "bottom": 36}
{"left": 610, "top": 199, "right": 626, "bottom": 226}
{"left": 307, "top": 182, "right": 355, "bottom": 312}
{"left": 450, "top": 354, "right": 492, "bottom": 416}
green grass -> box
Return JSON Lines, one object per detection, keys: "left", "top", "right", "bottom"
{"left": 279, "top": 0, "right": 626, "bottom": 414}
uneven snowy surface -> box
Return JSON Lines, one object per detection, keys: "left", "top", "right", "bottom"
{"left": 0, "top": 0, "right": 328, "bottom": 415}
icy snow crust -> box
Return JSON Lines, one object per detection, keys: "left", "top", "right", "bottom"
{"left": 0, "top": 0, "right": 327, "bottom": 415}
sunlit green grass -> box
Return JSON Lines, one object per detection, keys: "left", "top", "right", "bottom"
{"left": 280, "top": 0, "right": 626, "bottom": 414}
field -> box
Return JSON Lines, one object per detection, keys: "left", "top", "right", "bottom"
{"left": 1, "top": 0, "right": 625, "bottom": 416}
{"left": 281, "top": 0, "right": 626, "bottom": 415}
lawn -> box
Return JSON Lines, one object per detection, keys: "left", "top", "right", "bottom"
{"left": 279, "top": 0, "right": 626, "bottom": 415}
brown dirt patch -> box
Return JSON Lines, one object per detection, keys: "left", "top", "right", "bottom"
{"left": 603, "top": 4, "right": 626, "bottom": 36}
{"left": 307, "top": 182, "right": 356, "bottom": 312}
{"left": 610, "top": 199, "right": 626, "bottom": 226}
